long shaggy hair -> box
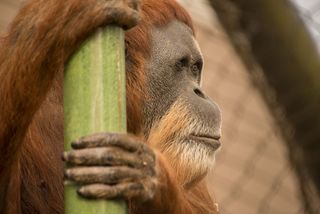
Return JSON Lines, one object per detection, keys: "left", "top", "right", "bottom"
{"left": 148, "top": 99, "right": 217, "bottom": 186}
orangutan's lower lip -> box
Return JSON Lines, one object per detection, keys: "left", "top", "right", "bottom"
{"left": 189, "top": 135, "right": 221, "bottom": 151}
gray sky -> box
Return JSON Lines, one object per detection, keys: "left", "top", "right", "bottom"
{"left": 290, "top": 0, "right": 320, "bottom": 51}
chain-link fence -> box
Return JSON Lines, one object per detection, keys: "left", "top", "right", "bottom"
{"left": 181, "top": 0, "right": 320, "bottom": 213}
{"left": 191, "top": 20, "right": 306, "bottom": 213}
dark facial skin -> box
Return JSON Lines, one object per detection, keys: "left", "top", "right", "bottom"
{"left": 144, "top": 20, "right": 221, "bottom": 138}
{"left": 64, "top": 20, "right": 222, "bottom": 200}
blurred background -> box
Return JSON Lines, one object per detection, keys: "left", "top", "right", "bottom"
{"left": 1, "top": 0, "right": 319, "bottom": 213}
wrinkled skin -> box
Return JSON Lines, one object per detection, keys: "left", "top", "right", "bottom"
{"left": 64, "top": 21, "right": 221, "bottom": 202}
{"left": 64, "top": 133, "right": 157, "bottom": 201}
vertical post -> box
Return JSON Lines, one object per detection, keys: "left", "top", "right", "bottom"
{"left": 64, "top": 26, "right": 127, "bottom": 213}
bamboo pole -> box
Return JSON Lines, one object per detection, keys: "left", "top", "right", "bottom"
{"left": 64, "top": 26, "right": 127, "bottom": 213}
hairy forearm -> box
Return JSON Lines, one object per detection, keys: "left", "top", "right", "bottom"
{"left": 0, "top": 0, "right": 106, "bottom": 175}
{"left": 0, "top": 0, "right": 58, "bottom": 175}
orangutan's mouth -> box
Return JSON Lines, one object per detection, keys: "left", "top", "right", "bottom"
{"left": 188, "top": 134, "right": 221, "bottom": 151}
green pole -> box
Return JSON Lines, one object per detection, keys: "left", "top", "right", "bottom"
{"left": 64, "top": 26, "right": 127, "bottom": 213}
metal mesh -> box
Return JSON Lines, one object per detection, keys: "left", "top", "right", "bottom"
{"left": 178, "top": 0, "right": 320, "bottom": 213}
{"left": 193, "top": 13, "right": 318, "bottom": 214}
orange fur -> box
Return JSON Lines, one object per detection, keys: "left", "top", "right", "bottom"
{"left": 148, "top": 99, "right": 216, "bottom": 188}
{"left": 0, "top": 0, "right": 218, "bottom": 213}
